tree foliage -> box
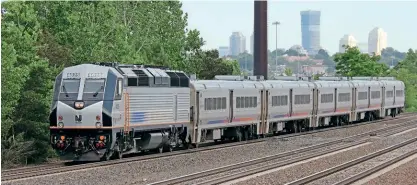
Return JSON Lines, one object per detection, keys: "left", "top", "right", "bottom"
{"left": 334, "top": 46, "right": 417, "bottom": 112}
{"left": 1, "top": 1, "right": 237, "bottom": 168}
{"left": 390, "top": 49, "right": 417, "bottom": 112}
{"left": 284, "top": 68, "right": 293, "bottom": 76}
{"left": 334, "top": 46, "right": 389, "bottom": 77}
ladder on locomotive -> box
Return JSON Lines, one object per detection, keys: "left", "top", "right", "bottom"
{"left": 124, "top": 92, "right": 130, "bottom": 135}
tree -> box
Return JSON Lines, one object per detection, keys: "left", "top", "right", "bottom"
{"left": 314, "top": 49, "right": 335, "bottom": 71}
{"left": 333, "top": 46, "right": 389, "bottom": 77}
{"left": 192, "top": 50, "right": 240, "bottom": 80}
{"left": 284, "top": 67, "right": 293, "bottom": 76}
{"left": 1, "top": 1, "right": 217, "bottom": 167}
{"left": 284, "top": 49, "right": 300, "bottom": 56}
{"left": 391, "top": 49, "right": 417, "bottom": 112}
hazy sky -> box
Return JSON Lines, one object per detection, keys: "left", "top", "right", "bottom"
{"left": 181, "top": 0, "right": 417, "bottom": 54}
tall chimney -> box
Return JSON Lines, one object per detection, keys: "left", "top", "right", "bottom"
{"left": 253, "top": 0, "right": 268, "bottom": 79}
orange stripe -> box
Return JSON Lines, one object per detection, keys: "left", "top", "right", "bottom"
{"left": 50, "top": 121, "right": 189, "bottom": 129}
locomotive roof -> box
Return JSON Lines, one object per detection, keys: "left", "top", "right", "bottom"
{"left": 62, "top": 64, "right": 124, "bottom": 78}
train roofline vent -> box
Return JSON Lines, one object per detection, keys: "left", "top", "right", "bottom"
{"left": 271, "top": 76, "right": 299, "bottom": 81}
{"left": 214, "top": 75, "right": 245, "bottom": 81}
{"left": 318, "top": 77, "right": 349, "bottom": 81}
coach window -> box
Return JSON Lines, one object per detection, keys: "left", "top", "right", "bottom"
{"left": 115, "top": 78, "right": 123, "bottom": 100}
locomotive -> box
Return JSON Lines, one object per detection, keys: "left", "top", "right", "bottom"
{"left": 49, "top": 63, "right": 405, "bottom": 161}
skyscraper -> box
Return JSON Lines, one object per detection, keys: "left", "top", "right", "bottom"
{"left": 218, "top": 46, "right": 229, "bottom": 57}
{"left": 300, "top": 10, "right": 321, "bottom": 55}
{"left": 368, "top": 27, "right": 387, "bottom": 56}
{"left": 229, "top": 32, "right": 246, "bottom": 56}
{"left": 339, "top": 34, "right": 357, "bottom": 53}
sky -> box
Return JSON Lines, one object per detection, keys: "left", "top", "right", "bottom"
{"left": 181, "top": 0, "right": 417, "bottom": 54}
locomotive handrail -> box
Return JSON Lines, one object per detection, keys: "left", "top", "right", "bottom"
{"left": 124, "top": 92, "right": 130, "bottom": 134}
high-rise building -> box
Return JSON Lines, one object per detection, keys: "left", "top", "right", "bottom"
{"left": 218, "top": 46, "right": 229, "bottom": 57}
{"left": 250, "top": 32, "right": 254, "bottom": 54}
{"left": 368, "top": 27, "right": 387, "bottom": 56}
{"left": 229, "top": 32, "right": 246, "bottom": 56}
{"left": 300, "top": 10, "right": 321, "bottom": 55}
{"left": 339, "top": 34, "right": 357, "bottom": 53}
{"left": 357, "top": 42, "right": 368, "bottom": 54}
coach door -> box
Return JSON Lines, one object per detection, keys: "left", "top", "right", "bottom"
{"left": 191, "top": 91, "right": 200, "bottom": 144}
{"left": 351, "top": 87, "right": 357, "bottom": 122}
{"left": 264, "top": 90, "right": 269, "bottom": 134}
{"left": 393, "top": 86, "right": 396, "bottom": 105}
{"left": 381, "top": 86, "right": 385, "bottom": 117}
{"left": 289, "top": 89, "right": 293, "bottom": 117}
{"left": 260, "top": 90, "right": 265, "bottom": 135}
{"left": 334, "top": 88, "right": 337, "bottom": 112}
{"left": 229, "top": 90, "right": 234, "bottom": 123}
{"left": 312, "top": 88, "right": 319, "bottom": 128}
{"left": 368, "top": 86, "right": 371, "bottom": 108}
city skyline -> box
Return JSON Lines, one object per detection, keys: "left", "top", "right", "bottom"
{"left": 181, "top": 1, "right": 417, "bottom": 54}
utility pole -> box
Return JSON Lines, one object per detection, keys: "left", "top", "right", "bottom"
{"left": 272, "top": 21, "right": 280, "bottom": 74}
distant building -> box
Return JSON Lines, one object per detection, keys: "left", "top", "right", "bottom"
{"left": 229, "top": 32, "right": 246, "bottom": 56}
{"left": 300, "top": 10, "right": 321, "bottom": 55}
{"left": 357, "top": 42, "right": 368, "bottom": 54}
{"left": 302, "top": 65, "right": 328, "bottom": 75}
{"left": 218, "top": 46, "right": 229, "bottom": 57}
{"left": 368, "top": 27, "right": 387, "bottom": 56}
{"left": 250, "top": 32, "right": 254, "bottom": 54}
{"left": 290, "top": 45, "right": 309, "bottom": 56}
{"left": 339, "top": 34, "right": 357, "bottom": 53}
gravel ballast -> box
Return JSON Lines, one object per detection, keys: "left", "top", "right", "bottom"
{"left": 231, "top": 128, "right": 417, "bottom": 185}
{"left": 362, "top": 157, "right": 417, "bottom": 185}
{"left": 3, "top": 118, "right": 416, "bottom": 185}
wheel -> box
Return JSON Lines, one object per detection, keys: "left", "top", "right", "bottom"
{"left": 115, "top": 149, "right": 122, "bottom": 159}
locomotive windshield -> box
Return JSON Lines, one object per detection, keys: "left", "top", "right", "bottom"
{"left": 82, "top": 79, "right": 106, "bottom": 100}
{"left": 60, "top": 79, "right": 80, "bottom": 99}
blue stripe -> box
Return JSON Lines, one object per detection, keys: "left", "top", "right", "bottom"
{"left": 207, "top": 120, "right": 227, "bottom": 124}
{"left": 131, "top": 112, "right": 146, "bottom": 123}
{"left": 273, "top": 114, "right": 288, "bottom": 118}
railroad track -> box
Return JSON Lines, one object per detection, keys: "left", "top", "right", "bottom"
{"left": 333, "top": 149, "right": 417, "bottom": 185}
{"left": 286, "top": 138, "right": 417, "bottom": 185}
{"left": 2, "top": 113, "right": 415, "bottom": 182}
{"left": 146, "top": 119, "right": 417, "bottom": 185}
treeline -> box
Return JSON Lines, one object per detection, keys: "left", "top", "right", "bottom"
{"left": 232, "top": 47, "right": 409, "bottom": 75}
{"left": 1, "top": 1, "right": 240, "bottom": 168}
{"left": 334, "top": 46, "right": 417, "bottom": 112}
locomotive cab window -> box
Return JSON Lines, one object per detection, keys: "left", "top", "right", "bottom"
{"left": 60, "top": 79, "right": 80, "bottom": 99}
{"left": 83, "top": 79, "right": 106, "bottom": 99}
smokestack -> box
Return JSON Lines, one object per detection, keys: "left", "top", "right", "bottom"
{"left": 253, "top": 0, "right": 268, "bottom": 79}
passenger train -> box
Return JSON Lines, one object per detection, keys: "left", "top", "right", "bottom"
{"left": 49, "top": 63, "right": 405, "bottom": 161}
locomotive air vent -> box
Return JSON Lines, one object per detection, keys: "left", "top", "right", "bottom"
{"left": 176, "top": 72, "right": 190, "bottom": 87}
{"left": 132, "top": 70, "right": 150, "bottom": 86}
{"left": 166, "top": 72, "right": 180, "bottom": 87}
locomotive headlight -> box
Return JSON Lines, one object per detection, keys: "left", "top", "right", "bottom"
{"left": 74, "top": 102, "right": 84, "bottom": 109}
{"left": 96, "top": 122, "right": 102, "bottom": 128}
{"left": 58, "top": 122, "right": 64, "bottom": 128}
